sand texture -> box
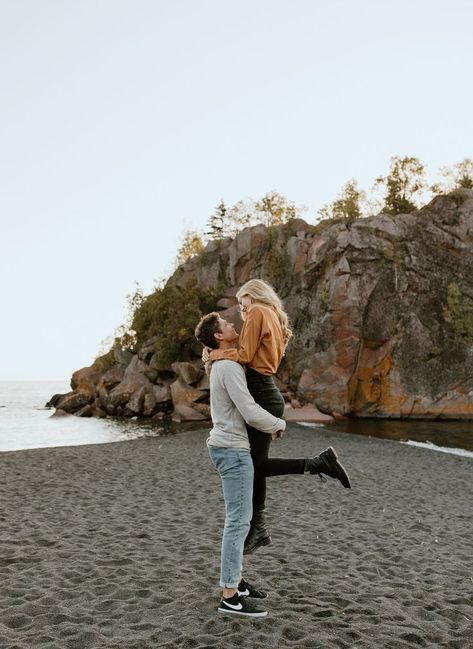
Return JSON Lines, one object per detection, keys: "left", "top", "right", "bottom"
{"left": 1, "top": 425, "right": 472, "bottom": 649}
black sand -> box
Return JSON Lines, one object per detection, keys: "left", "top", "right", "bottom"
{"left": 1, "top": 425, "right": 472, "bottom": 648}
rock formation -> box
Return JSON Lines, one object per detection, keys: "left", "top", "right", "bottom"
{"left": 49, "top": 190, "right": 473, "bottom": 420}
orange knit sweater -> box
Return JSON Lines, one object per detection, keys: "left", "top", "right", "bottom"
{"left": 209, "top": 304, "right": 284, "bottom": 375}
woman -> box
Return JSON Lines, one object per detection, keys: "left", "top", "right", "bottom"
{"left": 208, "top": 279, "right": 351, "bottom": 555}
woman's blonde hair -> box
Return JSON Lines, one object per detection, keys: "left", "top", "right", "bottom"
{"left": 236, "top": 279, "right": 293, "bottom": 348}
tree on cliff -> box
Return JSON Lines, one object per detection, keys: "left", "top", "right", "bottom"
{"left": 374, "top": 155, "right": 427, "bottom": 215}
{"left": 431, "top": 158, "right": 473, "bottom": 194}
{"left": 208, "top": 191, "right": 304, "bottom": 239}
{"left": 131, "top": 280, "right": 220, "bottom": 362}
{"left": 175, "top": 229, "right": 205, "bottom": 266}
{"left": 206, "top": 200, "right": 227, "bottom": 239}
{"left": 317, "top": 179, "right": 366, "bottom": 222}
{"left": 253, "top": 191, "right": 302, "bottom": 226}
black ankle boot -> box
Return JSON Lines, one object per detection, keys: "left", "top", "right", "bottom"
{"left": 243, "top": 510, "right": 271, "bottom": 555}
{"left": 305, "top": 447, "right": 351, "bottom": 488}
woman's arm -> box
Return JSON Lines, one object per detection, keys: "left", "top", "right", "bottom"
{"left": 209, "top": 306, "right": 265, "bottom": 365}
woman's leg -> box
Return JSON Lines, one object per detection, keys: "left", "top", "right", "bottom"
{"left": 244, "top": 377, "right": 289, "bottom": 554}
{"left": 246, "top": 424, "right": 270, "bottom": 512}
{"left": 247, "top": 383, "right": 305, "bottom": 503}
{"left": 244, "top": 375, "right": 351, "bottom": 554}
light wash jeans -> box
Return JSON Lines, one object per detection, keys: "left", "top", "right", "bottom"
{"left": 208, "top": 445, "right": 254, "bottom": 588}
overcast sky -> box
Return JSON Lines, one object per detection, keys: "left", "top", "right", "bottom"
{"left": 1, "top": 0, "right": 472, "bottom": 380}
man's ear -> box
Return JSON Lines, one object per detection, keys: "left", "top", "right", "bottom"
{"left": 214, "top": 331, "right": 223, "bottom": 342}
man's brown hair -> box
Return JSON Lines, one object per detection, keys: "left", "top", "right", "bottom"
{"left": 194, "top": 312, "right": 221, "bottom": 349}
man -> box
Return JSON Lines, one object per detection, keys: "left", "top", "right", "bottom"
{"left": 195, "top": 312, "right": 286, "bottom": 618}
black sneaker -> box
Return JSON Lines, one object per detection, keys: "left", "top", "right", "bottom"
{"left": 238, "top": 579, "right": 268, "bottom": 599}
{"left": 218, "top": 593, "right": 268, "bottom": 617}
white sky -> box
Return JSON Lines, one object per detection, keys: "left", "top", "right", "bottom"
{"left": 1, "top": 0, "right": 472, "bottom": 380}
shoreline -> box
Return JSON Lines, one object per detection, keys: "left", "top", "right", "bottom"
{"left": 1, "top": 426, "right": 472, "bottom": 648}
{"left": 2, "top": 429, "right": 473, "bottom": 461}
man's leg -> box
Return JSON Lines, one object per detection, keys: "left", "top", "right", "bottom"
{"left": 208, "top": 447, "right": 253, "bottom": 589}
{"left": 219, "top": 449, "right": 253, "bottom": 590}
{"left": 208, "top": 446, "right": 268, "bottom": 617}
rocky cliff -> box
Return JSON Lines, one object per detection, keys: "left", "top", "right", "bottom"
{"left": 49, "top": 190, "right": 473, "bottom": 420}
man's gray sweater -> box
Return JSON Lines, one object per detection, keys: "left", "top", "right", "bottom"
{"left": 207, "top": 360, "right": 286, "bottom": 449}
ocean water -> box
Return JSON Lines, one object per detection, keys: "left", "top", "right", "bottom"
{"left": 302, "top": 417, "right": 473, "bottom": 456}
{"left": 0, "top": 381, "right": 203, "bottom": 453}
{"left": 1, "top": 382, "right": 473, "bottom": 456}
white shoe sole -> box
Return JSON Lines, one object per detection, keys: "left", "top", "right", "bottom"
{"left": 217, "top": 607, "right": 268, "bottom": 618}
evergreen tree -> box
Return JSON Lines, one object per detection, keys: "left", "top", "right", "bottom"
{"left": 205, "top": 192, "right": 305, "bottom": 241}
{"left": 206, "top": 200, "right": 227, "bottom": 240}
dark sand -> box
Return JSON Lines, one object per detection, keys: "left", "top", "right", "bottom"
{"left": 1, "top": 425, "right": 472, "bottom": 649}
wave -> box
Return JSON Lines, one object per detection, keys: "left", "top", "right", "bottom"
{"left": 401, "top": 439, "right": 473, "bottom": 459}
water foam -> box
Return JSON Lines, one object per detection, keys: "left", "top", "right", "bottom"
{"left": 402, "top": 439, "right": 473, "bottom": 459}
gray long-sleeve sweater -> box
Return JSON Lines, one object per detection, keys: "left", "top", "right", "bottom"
{"left": 207, "top": 360, "right": 286, "bottom": 449}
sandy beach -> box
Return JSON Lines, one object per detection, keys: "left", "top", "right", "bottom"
{"left": 1, "top": 424, "right": 472, "bottom": 649}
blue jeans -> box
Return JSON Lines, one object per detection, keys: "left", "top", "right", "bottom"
{"left": 208, "top": 446, "right": 254, "bottom": 588}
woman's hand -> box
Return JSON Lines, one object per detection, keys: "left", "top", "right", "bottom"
{"left": 202, "top": 347, "right": 211, "bottom": 364}
{"left": 271, "top": 429, "right": 284, "bottom": 440}
{"left": 201, "top": 347, "right": 213, "bottom": 376}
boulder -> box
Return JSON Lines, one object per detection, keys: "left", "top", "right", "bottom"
{"left": 109, "top": 373, "right": 153, "bottom": 408}
{"left": 93, "top": 398, "right": 107, "bottom": 419}
{"left": 124, "top": 355, "right": 150, "bottom": 377}
{"left": 114, "top": 348, "right": 134, "bottom": 366}
{"left": 97, "top": 384, "right": 116, "bottom": 415}
{"left": 172, "top": 404, "right": 208, "bottom": 422}
{"left": 46, "top": 393, "right": 68, "bottom": 408}
{"left": 196, "top": 373, "right": 210, "bottom": 390}
{"left": 50, "top": 409, "right": 69, "bottom": 418}
{"left": 153, "top": 385, "right": 172, "bottom": 403}
{"left": 101, "top": 364, "right": 125, "bottom": 387}
{"left": 284, "top": 404, "right": 335, "bottom": 424}
{"left": 55, "top": 390, "right": 94, "bottom": 414}
{"left": 149, "top": 353, "right": 174, "bottom": 373}
{"left": 191, "top": 403, "right": 211, "bottom": 418}
{"left": 170, "top": 379, "right": 204, "bottom": 406}
{"left": 171, "top": 361, "right": 203, "bottom": 386}
{"left": 127, "top": 386, "right": 148, "bottom": 415}
{"left": 71, "top": 366, "right": 101, "bottom": 391}
{"left": 143, "top": 391, "right": 157, "bottom": 417}
{"left": 75, "top": 404, "right": 95, "bottom": 418}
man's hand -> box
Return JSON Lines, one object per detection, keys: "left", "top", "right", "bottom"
{"left": 271, "top": 429, "right": 284, "bottom": 440}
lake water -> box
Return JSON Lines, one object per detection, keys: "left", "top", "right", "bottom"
{"left": 0, "top": 381, "right": 204, "bottom": 453}
{"left": 1, "top": 381, "right": 473, "bottom": 457}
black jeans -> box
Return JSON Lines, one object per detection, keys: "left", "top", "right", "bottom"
{"left": 246, "top": 368, "right": 305, "bottom": 512}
